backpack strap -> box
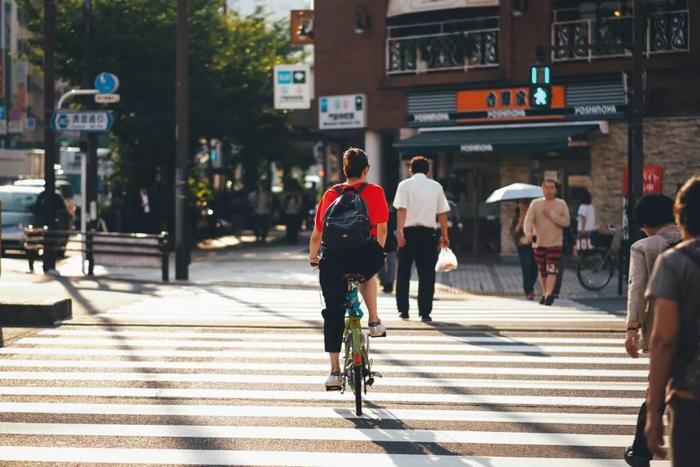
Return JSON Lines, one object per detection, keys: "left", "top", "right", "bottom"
{"left": 355, "top": 182, "right": 367, "bottom": 194}
{"left": 335, "top": 182, "right": 367, "bottom": 195}
{"left": 332, "top": 185, "right": 344, "bottom": 195}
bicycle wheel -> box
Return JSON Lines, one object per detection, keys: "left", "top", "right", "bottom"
{"left": 352, "top": 365, "right": 362, "bottom": 416}
{"left": 577, "top": 252, "right": 614, "bottom": 290}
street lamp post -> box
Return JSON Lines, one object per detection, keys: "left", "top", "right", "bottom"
{"left": 175, "top": 0, "right": 190, "bottom": 280}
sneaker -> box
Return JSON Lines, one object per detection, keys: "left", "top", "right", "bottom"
{"left": 369, "top": 320, "right": 386, "bottom": 338}
{"left": 624, "top": 446, "right": 650, "bottom": 467}
{"left": 325, "top": 372, "right": 342, "bottom": 391}
{"left": 526, "top": 292, "right": 536, "bottom": 301}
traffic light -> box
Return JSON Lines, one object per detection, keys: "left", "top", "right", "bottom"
{"left": 529, "top": 65, "right": 551, "bottom": 109}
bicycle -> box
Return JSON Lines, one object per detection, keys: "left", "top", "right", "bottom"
{"left": 339, "top": 273, "right": 382, "bottom": 416}
{"left": 576, "top": 225, "right": 617, "bottom": 290}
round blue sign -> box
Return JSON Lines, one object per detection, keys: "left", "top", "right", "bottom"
{"left": 57, "top": 114, "right": 69, "bottom": 129}
{"left": 94, "top": 72, "right": 119, "bottom": 94}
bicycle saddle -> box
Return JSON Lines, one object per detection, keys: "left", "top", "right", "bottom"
{"left": 341, "top": 273, "right": 366, "bottom": 283}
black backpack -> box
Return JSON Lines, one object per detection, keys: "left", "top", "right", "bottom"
{"left": 322, "top": 183, "right": 371, "bottom": 252}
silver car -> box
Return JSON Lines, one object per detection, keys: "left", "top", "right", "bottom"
{"left": 0, "top": 185, "right": 69, "bottom": 254}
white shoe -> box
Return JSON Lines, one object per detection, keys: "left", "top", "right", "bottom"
{"left": 369, "top": 320, "right": 386, "bottom": 338}
{"left": 325, "top": 373, "right": 342, "bottom": 391}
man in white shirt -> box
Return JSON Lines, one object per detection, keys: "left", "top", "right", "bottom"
{"left": 393, "top": 156, "right": 450, "bottom": 321}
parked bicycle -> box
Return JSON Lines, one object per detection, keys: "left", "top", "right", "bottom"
{"left": 577, "top": 225, "right": 618, "bottom": 290}
{"left": 338, "top": 273, "right": 381, "bottom": 416}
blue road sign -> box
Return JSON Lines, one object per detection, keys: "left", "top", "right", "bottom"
{"left": 50, "top": 110, "right": 114, "bottom": 133}
{"left": 94, "top": 72, "right": 120, "bottom": 94}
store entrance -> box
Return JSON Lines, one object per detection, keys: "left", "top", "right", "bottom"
{"left": 447, "top": 162, "right": 501, "bottom": 257}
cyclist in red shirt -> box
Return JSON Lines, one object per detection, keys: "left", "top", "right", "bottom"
{"left": 309, "top": 148, "right": 388, "bottom": 390}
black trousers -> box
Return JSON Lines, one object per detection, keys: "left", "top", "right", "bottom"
{"left": 516, "top": 244, "right": 538, "bottom": 295}
{"left": 319, "top": 241, "right": 385, "bottom": 353}
{"left": 668, "top": 396, "right": 700, "bottom": 467}
{"left": 631, "top": 400, "right": 654, "bottom": 460}
{"left": 396, "top": 227, "right": 439, "bottom": 317}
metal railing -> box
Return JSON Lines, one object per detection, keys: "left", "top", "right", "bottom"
{"left": 552, "top": 9, "right": 689, "bottom": 62}
{"left": 386, "top": 17, "right": 499, "bottom": 75}
{"left": 24, "top": 227, "right": 170, "bottom": 282}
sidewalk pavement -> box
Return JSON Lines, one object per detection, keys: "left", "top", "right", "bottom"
{"left": 1, "top": 227, "right": 626, "bottom": 300}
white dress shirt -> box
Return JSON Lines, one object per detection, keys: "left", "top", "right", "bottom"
{"left": 393, "top": 173, "right": 450, "bottom": 229}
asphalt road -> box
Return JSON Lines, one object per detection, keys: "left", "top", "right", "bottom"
{"left": 0, "top": 286, "right": 670, "bottom": 466}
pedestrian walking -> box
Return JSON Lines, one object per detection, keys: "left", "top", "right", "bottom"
{"left": 524, "top": 179, "right": 571, "bottom": 306}
{"left": 283, "top": 183, "right": 303, "bottom": 244}
{"left": 512, "top": 199, "right": 538, "bottom": 300}
{"left": 623, "top": 194, "right": 680, "bottom": 467}
{"left": 393, "top": 156, "right": 450, "bottom": 322}
{"left": 379, "top": 206, "right": 398, "bottom": 293}
{"left": 308, "top": 147, "right": 388, "bottom": 390}
{"left": 645, "top": 175, "right": 700, "bottom": 466}
{"left": 249, "top": 180, "right": 272, "bottom": 244}
{"left": 576, "top": 189, "right": 596, "bottom": 253}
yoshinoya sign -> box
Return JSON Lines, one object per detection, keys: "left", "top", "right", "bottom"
{"left": 319, "top": 94, "right": 367, "bottom": 130}
{"left": 274, "top": 64, "right": 311, "bottom": 110}
{"left": 406, "top": 80, "right": 627, "bottom": 127}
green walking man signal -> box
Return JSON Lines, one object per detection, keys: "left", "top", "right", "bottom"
{"left": 529, "top": 64, "right": 552, "bottom": 109}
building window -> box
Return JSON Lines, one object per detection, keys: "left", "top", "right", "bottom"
{"left": 387, "top": 10, "right": 499, "bottom": 75}
{"left": 551, "top": 0, "right": 689, "bottom": 62}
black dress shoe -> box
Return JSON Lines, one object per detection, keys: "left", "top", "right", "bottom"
{"left": 539, "top": 296, "right": 546, "bottom": 305}
{"left": 399, "top": 313, "right": 409, "bottom": 319}
{"left": 420, "top": 316, "right": 432, "bottom": 322}
{"left": 544, "top": 295, "right": 555, "bottom": 306}
{"left": 624, "top": 446, "right": 650, "bottom": 467}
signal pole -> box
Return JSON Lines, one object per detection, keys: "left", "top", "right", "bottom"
{"left": 175, "top": 0, "right": 190, "bottom": 280}
{"left": 42, "top": 0, "right": 57, "bottom": 272}
{"left": 627, "top": 0, "right": 644, "bottom": 244}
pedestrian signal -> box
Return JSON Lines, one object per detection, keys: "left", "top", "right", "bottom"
{"left": 529, "top": 64, "right": 552, "bottom": 109}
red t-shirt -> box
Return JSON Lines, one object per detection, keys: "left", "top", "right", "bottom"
{"left": 315, "top": 182, "right": 389, "bottom": 238}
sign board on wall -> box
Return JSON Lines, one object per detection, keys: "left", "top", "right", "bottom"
{"left": 290, "top": 10, "right": 314, "bottom": 45}
{"left": 319, "top": 94, "right": 367, "bottom": 130}
{"left": 274, "top": 64, "right": 311, "bottom": 110}
{"left": 387, "top": 0, "right": 499, "bottom": 17}
{"left": 623, "top": 165, "right": 663, "bottom": 196}
{"left": 456, "top": 85, "right": 566, "bottom": 123}
{"left": 0, "top": 106, "right": 6, "bottom": 134}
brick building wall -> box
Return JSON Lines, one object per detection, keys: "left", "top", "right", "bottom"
{"left": 591, "top": 118, "right": 700, "bottom": 232}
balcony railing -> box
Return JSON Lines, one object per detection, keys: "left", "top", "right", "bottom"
{"left": 552, "top": 9, "right": 689, "bottom": 62}
{"left": 386, "top": 17, "right": 499, "bottom": 75}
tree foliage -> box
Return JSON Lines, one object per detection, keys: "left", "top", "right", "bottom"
{"left": 19, "top": 0, "right": 303, "bottom": 198}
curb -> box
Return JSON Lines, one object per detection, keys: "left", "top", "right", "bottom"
{"left": 0, "top": 298, "right": 72, "bottom": 326}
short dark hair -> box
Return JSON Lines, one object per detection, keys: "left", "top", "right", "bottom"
{"left": 410, "top": 156, "right": 430, "bottom": 174}
{"left": 342, "top": 147, "right": 369, "bottom": 179}
{"left": 634, "top": 194, "right": 675, "bottom": 228}
{"left": 542, "top": 179, "right": 557, "bottom": 187}
{"left": 580, "top": 189, "right": 592, "bottom": 204}
{"left": 675, "top": 175, "right": 700, "bottom": 236}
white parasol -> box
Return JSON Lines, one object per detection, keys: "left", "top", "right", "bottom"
{"left": 485, "top": 183, "right": 543, "bottom": 204}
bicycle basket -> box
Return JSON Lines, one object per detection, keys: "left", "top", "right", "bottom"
{"left": 591, "top": 232, "right": 613, "bottom": 249}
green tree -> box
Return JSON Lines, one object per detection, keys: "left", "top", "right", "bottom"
{"left": 19, "top": 0, "right": 305, "bottom": 227}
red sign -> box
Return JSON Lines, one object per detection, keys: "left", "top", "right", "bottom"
{"left": 623, "top": 165, "right": 664, "bottom": 197}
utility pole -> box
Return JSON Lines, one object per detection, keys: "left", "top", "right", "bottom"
{"left": 627, "top": 0, "right": 644, "bottom": 245}
{"left": 42, "top": 0, "right": 57, "bottom": 272}
{"left": 175, "top": 0, "right": 190, "bottom": 280}
{"left": 84, "top": 0, "right": 98, "bottom": 233}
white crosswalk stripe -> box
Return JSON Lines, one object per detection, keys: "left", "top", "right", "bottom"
{"left": 0, "top": 321, "right": 667, "bottom": 466}
{"left": 81, "top": 286, "right": 624, "bottom": 326}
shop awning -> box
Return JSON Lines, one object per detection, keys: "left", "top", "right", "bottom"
{"left": 393, "top": 123, "right": 604, "bottom": 153}
{"left": 387, "top": 0, "right": 499, "bottom": 17}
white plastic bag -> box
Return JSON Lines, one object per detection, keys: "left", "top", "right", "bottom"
{"left": 435, "top": 247, "right": 458, "bottom": 272}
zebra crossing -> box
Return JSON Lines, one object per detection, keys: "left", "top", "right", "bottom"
{"left": 0, "top": 323, "right": 668, "bottom": 466}
{"left": 83, "top": 285, "right": 625, "bottom": 327}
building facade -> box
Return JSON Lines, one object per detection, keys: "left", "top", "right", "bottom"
{"left": 313, "top": 0, "right": 700, "bottom": 257}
